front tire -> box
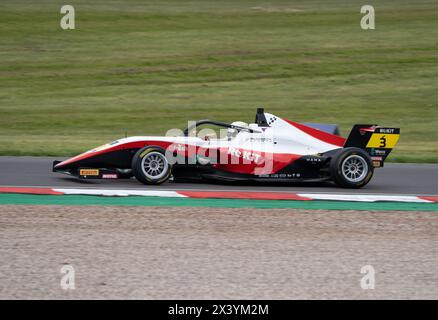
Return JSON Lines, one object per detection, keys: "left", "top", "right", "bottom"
{"left": 132, "top": 146, "right": 172, "bottom": 185}
{"left": 330, "top": 147, "right": 373, "bottom": 188}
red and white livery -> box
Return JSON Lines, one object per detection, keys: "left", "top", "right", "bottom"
{"left": 53, "top": 108, "right": 400, "bottom": 188}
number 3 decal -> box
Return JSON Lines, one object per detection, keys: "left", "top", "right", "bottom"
{"left": 379, "top": 135, "right": 387, "bottom": 148}
{"left": 366, "top": 133, "right": 400, "bottom": 149}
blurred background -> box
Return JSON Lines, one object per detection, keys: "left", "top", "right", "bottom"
{"left": 0, "top": 0, "right": 437, "bottom": 162}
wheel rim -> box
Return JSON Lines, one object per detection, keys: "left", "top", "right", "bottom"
{"left": 341, "top": 155, "right": 368, "bottom": 183}
{"left": 141, "top": 152, "right": 169, "bottom": 180}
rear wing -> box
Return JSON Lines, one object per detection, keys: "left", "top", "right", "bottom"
{"left": 344, "top": 125, "right": 400, "bottom": 167}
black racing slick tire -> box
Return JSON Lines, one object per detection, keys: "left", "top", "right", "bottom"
{"left": 132, "top": 146, "right": 172, "bottom": 185}
{"left": 329, "top": 147, "right": 374, "bottom": 188}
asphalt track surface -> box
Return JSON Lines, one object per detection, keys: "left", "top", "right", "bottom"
{"left": 0, "top": 156, "right": 437, "bottom": 195}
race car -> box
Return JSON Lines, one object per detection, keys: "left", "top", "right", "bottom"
{"left": 53, "top": 108, "right": 400, "bottom": 188}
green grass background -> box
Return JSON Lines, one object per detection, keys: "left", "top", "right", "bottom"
{"left": 1, "top": 0, "right": 437, "bottom": 161}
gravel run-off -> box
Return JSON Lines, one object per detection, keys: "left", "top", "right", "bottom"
{"left": 0, "top": 205, "right": 437, "bottom": 299}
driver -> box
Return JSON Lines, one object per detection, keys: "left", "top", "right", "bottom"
{"left": 227, "top": 121, "right": 249, "bottom": 140}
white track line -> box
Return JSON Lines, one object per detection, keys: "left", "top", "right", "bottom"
{"left": 0, "top": 186, "right": 436, "bottom": 202}
{"left": 53, "top": 188, "right": 186, "bottom": 198}
{"left": 48, "top": 188, "right": 437, "bottom": 203}
{"left": 298, "top": 194, "right": 431, "bottom": 203}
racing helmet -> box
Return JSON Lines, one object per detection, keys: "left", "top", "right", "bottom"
{"left": 227, "top": 121, "right": 249, "bottom": 139}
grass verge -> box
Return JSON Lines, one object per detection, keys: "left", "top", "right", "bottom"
{"left": 1, "top": 1, "right": 437, "bottom": 161}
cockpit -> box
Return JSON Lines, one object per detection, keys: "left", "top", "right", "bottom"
{"left": 183, "top": 108, "right": 268, "bottom": 141}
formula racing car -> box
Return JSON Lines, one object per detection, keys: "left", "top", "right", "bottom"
{"left": 53, "top": 108, "right": 400, "bottom": 188}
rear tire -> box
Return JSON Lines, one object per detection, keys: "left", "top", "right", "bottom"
{"left": 330, "top": 147, "right": 373, "bottom": 188}
{"left": 132, "top": 146, "right": 172, "bottom": 185}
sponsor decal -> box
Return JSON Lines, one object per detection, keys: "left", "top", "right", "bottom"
{"left": 377, "top": 128, "right": 396, "bottom": 134}
{"left": 79, "top": 169, "right": 99, "bottom": 176}
{"left": 246, "top": 137, "right": 273, "bottom": 143}
{"left": 227, "top": 147, "right": 263, "bottom": 164}
{"left": 89, "top": 144, "right": 111, "bottom": 153}
{"left": 102, "top": 174, "right": 118, "bottom": 179}
{"left": 370, "top": 149, "right": 386, "bottom": 156}
{"left": 372, "top": 161, "right": 382, "bottom": 167}
{"left": 87, "top": 140, "right": 119, "bottom": 153}
{"left": 267, "top": 116, "right": 278, "bottom": 125}
{"left": 371, "top": 156, "right": 383, "bottom": 161}
{"left": 305, "top": 157, "right": 323, "bottom": 163}
{"left": 258, "top": 173, "right": 301, "bottom": 178}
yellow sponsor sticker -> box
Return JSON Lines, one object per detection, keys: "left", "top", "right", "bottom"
{"left": 79, "top": 169, "right": 100, "bottom": 176}
{"left": 90, "top": 144, "right": 110, "bottom": 153}
{"left": 366, "top": 133, "right": 400, "bottom": 149}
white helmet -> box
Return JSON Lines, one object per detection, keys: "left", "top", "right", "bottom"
{"left": 227, "top": 121, "right": 249, "bottom": 139}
